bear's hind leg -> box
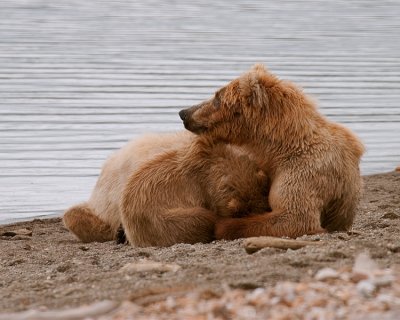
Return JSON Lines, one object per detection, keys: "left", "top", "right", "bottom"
{"left": 122, "top": 207, "right": 217, "bottom": 247}
{"left": 165, "top": 207, "right": 217, "bottom": 245}
{"left": 63, "top": 203, "right": 114, "bottom": 243}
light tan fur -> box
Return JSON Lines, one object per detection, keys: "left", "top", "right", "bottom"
{"left": 63, "top": 131, "right": 195, "bottom": 242}
{"left": 120, "top": 138, "right": 270, "bottom": 247}
{"left": 180, "top": 64, "right": 365, "bottom": 240}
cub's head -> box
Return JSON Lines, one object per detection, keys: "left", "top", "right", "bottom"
{"left": 210, "top": 155, "right": 271, "bottom": 218}
{"left": 179, "top": 64, "right": 282, "bottom": 144}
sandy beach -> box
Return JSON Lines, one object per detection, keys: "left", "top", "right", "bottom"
{"left": 1, "top": 0, "right": 399, "bottom": 318}
{"left": 0, "top": 171, "right": 399, "bottom": 319}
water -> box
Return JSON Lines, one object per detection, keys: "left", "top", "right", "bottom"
{"left": 0, "top": 0, "right": 399, "bottom": 224}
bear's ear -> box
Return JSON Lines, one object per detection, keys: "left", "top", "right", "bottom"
{"left": 250, "top": 63, "right": 268, "bottom": 74}
{"left": 239, "top": 64, "right": 277, "bottom": 108}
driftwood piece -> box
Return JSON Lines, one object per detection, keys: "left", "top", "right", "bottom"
{"left": 0, "top": 301, "right": 118, "bottom": 320}
{"left": 244, "top": 236, "right": 323, "bottom": 254}
{"left": 1, "top": 228, "right": 32, "bottom": 237}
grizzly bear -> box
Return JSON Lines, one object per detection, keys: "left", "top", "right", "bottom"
{"left": 179, "top": 64, "right": 365, "bottom": 240}
{"left": 63, "top": 131, "right": 195, "bottom": 243}
{"left": 120, "top": 137, "right": 270, "bottom": 247}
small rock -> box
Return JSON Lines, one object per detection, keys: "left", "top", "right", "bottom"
{"left": 371, "top": 274, "right": 395, "bottom": 288}
{"left": 230, "top": 282, "right": 261, "bottom": 290}
{"left": 12, "top": 235, "right": 32, "bottom": 241}
{"left": 387, "top": 243, "right": 400, "bottom": 253}
{"left": 310, "top": 298, "right": 328, "bottom": 308}
{"left": 137, "top": 251, "right": 151, "bottom": 258}
{"left": 357, "top": 279, "right": 376, "bottom": 297}
{"left": 314, "top": 268, "right": 340, "bottom": 281}
{"left": 8, "top": 259, "right": 25, "bottom": 266}
{"left": 119, "top": 260, "right": 181, "bottom": 273}
{"left": 328, "top": 251, "right": 348, "bottom": 259}
{"left": 381, "top": 212, "right": 399, "bottom": 220}
{"left": 336, "top": 233, "right": 349, "bottom": 240}
{"left": 79, "top": 246, "right": 90, "bottom": 251}
{"left": 377, "top": 222, "right": 390, "bottom": 229}
{"left": 352, "top": 252, "right": 378, "bottom": 277}
{"left": 350, "top": 272, "right": 368, "bottom": 283}
{"left": 347, "top": 230, "right": 362, "bottom": 236}
{"left": 56, "top": 263, "right": 72, "bottom": 273}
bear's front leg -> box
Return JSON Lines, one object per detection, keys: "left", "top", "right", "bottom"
{"left": 215, "top": 210, "right": 324, "bottom": 240}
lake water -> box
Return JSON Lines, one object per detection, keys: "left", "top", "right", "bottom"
{"left": 0, "top": 0, "right": 399, "bottom": 224}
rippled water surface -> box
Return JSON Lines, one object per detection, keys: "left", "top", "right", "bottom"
{"left": 0, "top": 0, "right": 399, "bottom": 223}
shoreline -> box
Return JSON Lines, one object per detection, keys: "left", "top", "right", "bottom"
{"left": 1, "top": 170, "right": 397, "bottom": 227}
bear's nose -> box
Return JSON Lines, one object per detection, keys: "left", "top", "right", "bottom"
{"left": 179, "top": 110, "right": 187, "bottom": 121}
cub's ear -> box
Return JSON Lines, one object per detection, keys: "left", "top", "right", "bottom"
{"left": 227, "top": 198, "right": 240, "bottom": 212}
{"left": 239, "top": 64, "right": 277, "bottom": 108}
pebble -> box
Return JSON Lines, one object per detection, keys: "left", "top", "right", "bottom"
{"left": 336, "top": 233, "right": 350, "bottom": 240}
{"left": 371, "top": 274, "right": 395, "bottom": 288}
{"left": 56, "top": 263, "right": 72, "bottom": 273}
{"left": 314, "top": 268, "right": 340, "bottom": 281}
{"left": 347, "top": 230, "right": 363, "bottom": 236}
{"left": 381, "top": 212, "right": 399, "bottom": 220}
{"left": 352, "top": 252, "right": 378, "bottom": 277}
{"left": 350, "top": 272, "right": 369, "bottom": 283}
{"left": 386, "top": 243, "right": 400, "bottom": 253}
{"left": 357, "top": 280, "right": 376, "bottom": 297}
{"left": 12, "top": 235, "right": 32, "bottom": 241}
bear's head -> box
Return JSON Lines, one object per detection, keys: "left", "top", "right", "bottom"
{"left": 179, "top": 64, "right": 315, "bottom": 145}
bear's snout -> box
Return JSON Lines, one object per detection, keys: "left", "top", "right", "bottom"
{"left": 179, "top": 109, "right": 188, "bottom": 121}
{"left": 179, "top": 105, "right": 208, "bottom": 134}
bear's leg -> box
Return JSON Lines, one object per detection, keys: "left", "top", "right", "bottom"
{"left": 215, "top": 209, "right": 324, "bottom": 240}
{"left": 63, "top": 203, "right": 114, "bottom": 243}
{"left": 122, "top": 207, "right": 217, "bottom": 247}
{"left": 164, "top": 207, "right": 217, "bottom": 244}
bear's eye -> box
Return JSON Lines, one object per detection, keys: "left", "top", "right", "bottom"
{"left": 213, "top": 87, "right": 227, "bottom": 109}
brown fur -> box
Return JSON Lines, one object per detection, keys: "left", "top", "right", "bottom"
{"left": 63, "top": 131, "right": 195, "bottom": 242}
{"left": 179, "top": 64, "right": 365, "bottom": 239}
{"left": 120, "top": 138, "right": 270, "bottom": 247}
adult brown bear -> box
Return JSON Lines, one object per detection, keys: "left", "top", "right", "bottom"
{"left": 179, "top": 64, "right": 365, "bottom": 240}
